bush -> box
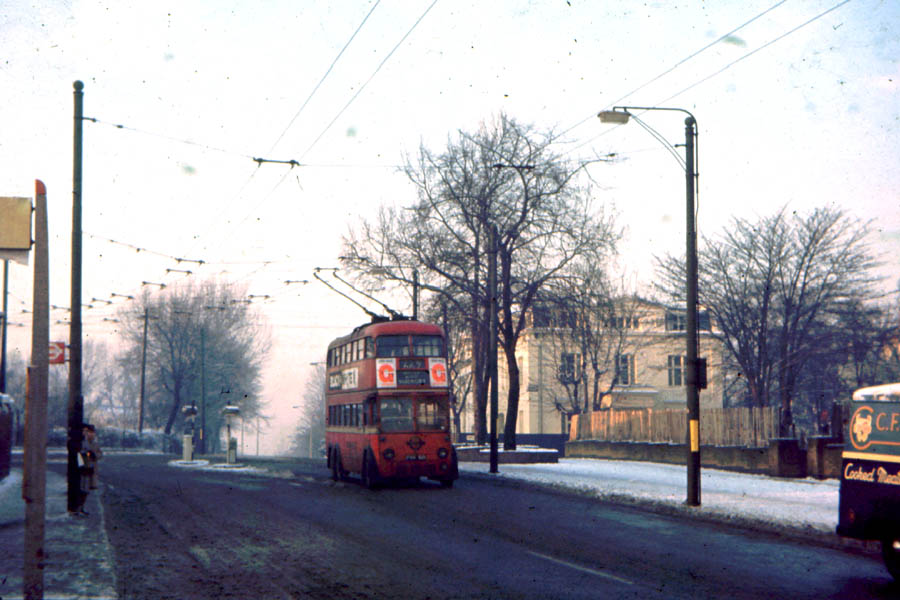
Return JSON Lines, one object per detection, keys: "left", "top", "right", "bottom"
{"left": 36, "top": 424, "right": 180, "bottom": 453}
{"left": 121, "top": 430, "right": 140, "bottom": 448}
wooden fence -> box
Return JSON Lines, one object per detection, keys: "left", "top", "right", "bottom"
{"left": 570, "top": 406, "right": 778, "bottom": 448}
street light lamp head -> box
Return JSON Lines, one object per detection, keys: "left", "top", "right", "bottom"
{"left": 597, "top": 110, "right": 631, "bottom": 124}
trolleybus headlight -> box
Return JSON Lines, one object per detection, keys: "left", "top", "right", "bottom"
{"left": 437, "top": 447, "right": 449, "bottom": 459}
{"left": 440, "top": 463, "right": 449, "bottom": 471}
{"left": 382, "top": 448, "right": 395, "bottom": 460}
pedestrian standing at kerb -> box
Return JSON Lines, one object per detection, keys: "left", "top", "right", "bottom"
{"left": 76, "top": 424, "right": 102, "bottom": 515}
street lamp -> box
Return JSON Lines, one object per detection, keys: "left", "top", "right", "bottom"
{"left": 598, "top": 106, "right": 701, "bottom": 507}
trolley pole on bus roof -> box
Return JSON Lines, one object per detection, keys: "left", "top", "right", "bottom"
{"left": 488, "top": 225, "right": 499, "bottom": 474}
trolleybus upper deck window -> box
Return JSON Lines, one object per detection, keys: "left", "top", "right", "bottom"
{"left": 377, "top": 335, "right": 411, "bottom": 358}
{"left": 412, "top": 335, "right": 444, "bottom": 357}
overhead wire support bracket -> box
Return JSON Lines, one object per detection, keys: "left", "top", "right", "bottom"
{"left": 252, "top": 157, "right": 302, "bottom": 168}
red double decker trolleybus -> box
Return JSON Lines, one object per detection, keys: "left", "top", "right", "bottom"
{"left": 324, "top": 318, "right": 459, "bottom": 489}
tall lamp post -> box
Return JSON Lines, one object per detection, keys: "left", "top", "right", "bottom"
{"left": 598, "top": 106, "right": 701, "bottom": 507}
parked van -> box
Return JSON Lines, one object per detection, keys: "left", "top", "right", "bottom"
{"left": 836, "top": 383, "right": 900, "bottom": 580}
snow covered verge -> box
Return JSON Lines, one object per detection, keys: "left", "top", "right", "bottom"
{"left": 458, "top": 457, "right": 852, "bottom": 545}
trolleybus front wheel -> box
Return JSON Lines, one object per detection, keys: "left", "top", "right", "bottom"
{"left": 883, "top": 537, "right": 900, "bottom": 581}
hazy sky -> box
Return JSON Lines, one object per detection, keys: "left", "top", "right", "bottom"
{"left": 2, "top": 0, "right": 898, "bottom": 452}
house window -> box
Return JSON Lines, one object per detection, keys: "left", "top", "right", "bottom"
{"left": 559, "top": 353, "right": 579, "bottom": 383}
{"left": 698, "top": 311, "right": 711, "bottom": 331}
{"left": 665, "top": 311, "right": 686, "bottom": 331}
{"left": 668, "top": 355, "right": 685, "bottom": 386}
{"left": 609, "top": 316, "right": 640, "bottom": 329}
{"left": 666, "top": 310, "right": 710, "bottom": 331}
{"left": 615, "top": 354, "right": 634, "bottom": 385}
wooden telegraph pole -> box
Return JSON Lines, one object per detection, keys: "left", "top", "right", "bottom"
{"left": 23, "top": 180, "right": 49, "bottom": 599}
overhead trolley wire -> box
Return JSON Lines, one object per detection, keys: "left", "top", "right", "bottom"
{"left": 87, "top": 233, "right": 206, "bottom": 265}
{"left": 185, "top": 2, "right": 390, "bottom": 259}
{"left": 82, "top": 116, "right": 255, "bottom": 160}
{"left": 298, "top": 0, "right": 439, "bottom": 162}
{"left": 565, "top": 0, "right": 854, "bottom": 157}
{"left": 210, "top": 0, "right": 440, "bottom": 260}
{"left": 556, "top": 0, "right": 790, "bottom": 142}
{"left": 653, "top": 0, "right": 852, "bottom": 107}
{"left": 266, "top": 0, "right": 382, "bottom": 156}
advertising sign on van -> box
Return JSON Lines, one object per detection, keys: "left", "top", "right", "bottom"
{"left": 848, "top": 403, "right": 900, "bottom": 457}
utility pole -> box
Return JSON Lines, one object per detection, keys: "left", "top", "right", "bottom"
{"left": 67, "top": 80, "right": 84, "bottom": 514}
{"left": 200, "top": 329, "right": 206, "bottom": 454}
{"left": 23, "top": 180, "right": 49, "bottom": 599}
{"left": 488, "top": 225, "right": 499, "bottom": 474}
{"left": 1, "top": 259, "right": 8, "bottom": 393}
{"left": 412, "top": 269, "right": 419, "bottom": 320}
{"left": 138, "top": 307, "right": 149, "bottom": 434}
{"left": 684, "top": 115, "right": 701, "bottom": 507}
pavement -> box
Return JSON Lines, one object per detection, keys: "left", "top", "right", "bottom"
{"left": 0, "top": 459, "right": 117, "bottom": 600}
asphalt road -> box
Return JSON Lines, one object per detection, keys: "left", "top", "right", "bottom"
{"left": 83, "top": 454, "right": 897, "bottom": 599}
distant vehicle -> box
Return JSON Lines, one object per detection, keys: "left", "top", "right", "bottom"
{"left": 836, "top": 382, "right": 900, "bottom": 580}
{"left": 324, "top": 318, "right": 458, "bottom": 489}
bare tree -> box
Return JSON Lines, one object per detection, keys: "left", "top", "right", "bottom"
{"left": 343, "top": 113, "right": 618, "bottom": 448}
{"left": 656, "top": 206, "right": 880, "bottom": 434}
{"left": 289, "top": 364, "right": 326, "bottom": 458}
{"left": 83, "top": 340, "right": 139, "bottom": 429}
{"left": 118, "top": 279, "right": 269, "bottom": 440}
{"left": 837, "top": 299, "right": 900, "bottom": 387}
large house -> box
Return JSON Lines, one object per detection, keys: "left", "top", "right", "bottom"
{"left": 455, "top": 297, "right": 726, "bottom": 437}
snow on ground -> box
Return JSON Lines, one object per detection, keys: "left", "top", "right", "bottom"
{"left": 168, "top": 459, "right": 269, "bottom": 474}
{"left": 459, "top": 458, "right": 840, "bottom": 534}
{"left": 0, "top": 469, "right": 23, "bottom": 525}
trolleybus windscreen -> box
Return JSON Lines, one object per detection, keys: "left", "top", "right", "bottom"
{"left": 379, "top": 397, "right": 413, "bottom": 431}
{"left": 416, "top": 399, "right": 448, "bottom": 431}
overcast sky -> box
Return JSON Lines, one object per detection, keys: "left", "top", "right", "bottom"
{"left": 2, "top": 0, "right": 898, "bottom": 452}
